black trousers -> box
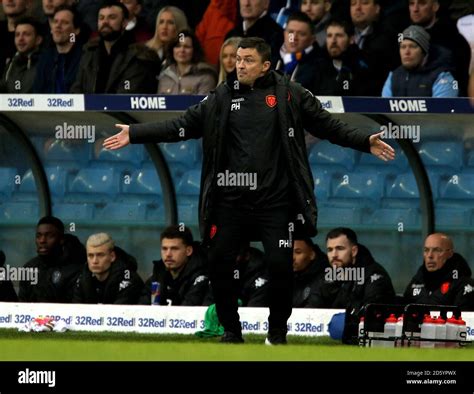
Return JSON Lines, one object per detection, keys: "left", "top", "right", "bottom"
{"left": 208, "top": 203, "right": 294, "bottom": 336}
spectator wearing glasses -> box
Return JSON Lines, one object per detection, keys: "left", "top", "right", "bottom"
{"left": 403, "top": 233, "right": 474, "bottom": 310}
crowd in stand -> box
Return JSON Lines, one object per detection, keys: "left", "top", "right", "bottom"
{"left": 1, "top": 217, "right": 473, "bottom": 321}
{"left": 0, "top": 0, "right": 473, "bottom": 97}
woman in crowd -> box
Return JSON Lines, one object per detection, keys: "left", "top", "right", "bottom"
{"left": 158, "top": 29, "right": 217, "bottom": 95}
{"left": 146, "top": 6, "right": 189, "bottom": 66}
{"left": 218, "top": 36, "right": 240, "bottom": 84}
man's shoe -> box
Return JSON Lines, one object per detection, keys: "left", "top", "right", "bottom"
{"left": 220, "top": 331, "right": 244, "bottom": 343}
{"left": 265, "top": 332, "right": 287, "bottom": 345}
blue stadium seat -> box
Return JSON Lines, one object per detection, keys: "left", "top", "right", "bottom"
{"left": 44, "top": 139, "right": 92, "bottom": 169}
{"left": 18, "top": 166, "right": 69, "bottom": 197}
{"left": 331, "top": 172, "right": 384, "bottom": 202}
{"left": 97, "top": 202, "right": 147, "bottom": 222}
{"left": 418, "top": 141, "right": 463, "bottom": 171}
{"left": 308, "top": 140, "right": 358, "bottom": 171}
{"left": 67, "top": 168, "right": 120, "bottom": 203}
{"left": 357, "top": 147, "right": 408, "bottom": 175}
{"left": 435, "top": 206, "right": 472, "bottom": 228}
{"left": 52, "top": 203, "right": 95, "bottom": 220}
{"left": 311, "top": 167, "right": 331, "bottom": 201}
{"left": 467, "top": 151, "right": 474, "bottom": 167}
{"left": 274, "top": 0, "right": 299, "bottom": 27}
{"left": 0, "top": 201, "right": 39, "bottom": 221}
{"left": 317, "top": 203, "right": 362, "bottom": 225}
{"left": 368, "top": 208, "right": 419, "bottom": 226}
{"left": 438, "top": 173, "right": 474, "bottom": 200}
{"left": 0, "top": 167, "right": 17, "bottom": 198}
{"left": 122, "top": 167, "right": 163, "bottom": 197}
{"left": 176, "top": 169, "right": 201, "bottom": 196}
{"left": 160, "top": 140, "right": 202, "bottom": 176}
{"left": 176, "top": 170, "right": 201, "bottom": 225}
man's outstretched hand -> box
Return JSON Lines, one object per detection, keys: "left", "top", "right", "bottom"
{"left": 103, "top": 124, "right": 130, "bottom": 150}
{"left": 369, "top": 132, "right": 395, "bottom": 162}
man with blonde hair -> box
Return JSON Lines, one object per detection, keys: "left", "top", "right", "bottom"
{"left": 73, "top": 233, "right": 144, "bottom": 304}
{"left": 404, "top": 233, "right": 474, "bottom": 310}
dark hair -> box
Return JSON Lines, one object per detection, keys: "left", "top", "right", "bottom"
{"left": 54, "top": 5, "right": 82, "bottom": 29}
{"left": 326, "top": 227, "right": 358, "bottom": 245}
{"left": 167, "top": 29, "right": 204, "bottom": 65}
{"left": 287, "top": 11, "right": 315, "bottom": 34}
{"left": 327, "top": 18, "right": 354, "bottom": 37}
{"left": 239, "top": 37, "right": 271, "bottom": 63}
{"left": 14, "top": 16, "right": 43, "bottom": 36}
{"left": 294, "top": 237, "right": 315, "bottom": 248}
{"left": 37, "top": 216, "right": 65, "bottom": 234}
{"left": 160, "top": 225, "right": 193, "bottom": 246}
{"left": 99, "top": 0, "right": 129, "bottom": 20}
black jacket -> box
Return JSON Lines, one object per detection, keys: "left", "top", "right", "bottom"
{"left": 0, "top": 250, "right": 17, "bottom": 302}
{"left": 32, "top": 41, "right": 84, "bottom": 93}
{"left": 70, "top": 33, "right": 160, "bottom": 93}
{"left": 19, "top": 234, "right": 85, "bottom": 303}
{"left": 391, "top": 45, "right": 455, "bottom": 97}
{"left": 308, "top": 244, "right": 395, "bottom": 310}
{"left": 293, "top": 244, "right": 328, "bottom": 308}
{"left": 72, "top": 247, "right": 144, "bottom": 304}
{"left": 0, "top": 49, "right": 41, "bottom": 93}
{"left": 204, "top": 247, "right": 269, "bottom": 307}
{"left": 130, "top": 70, "right": 371, "bottom": 239}
{"left": 403, "top": 253, "right": 474, "bottom": 311}
{"left": 140, "top": 242, "right": 209, "bottom": 306}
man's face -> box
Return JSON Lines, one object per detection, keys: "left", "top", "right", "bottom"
{"left": 87, "top": 244, "right": 116, "bottom": 275}
{"left": 120, "top": 0, "right": 141, "bottom": 18}
{"left": 409, "top": 0, "right": 439, "bottom": 25}
{"left": 350, "top": 0, "right": 380, "bottom": 28}
{"left": 293, "top": 240, "right": 316, "bottom": 272}
{"left": 327, "top": 235, "right": 357, "bottom": 268}
{"left": 42, "top": 0, "right": 55, "bottom": 17}
{"left": 400, "top": 39, "right": 424, "bottom": 69}
{"left": 423, "top": 234, "right": 453, "bottom": 272}
{"left": 236, "top": 47, "right": 270, "bottom": 86}
{"left": 15, "top": 23, "right": 39, "bottom": 54}
{"left": 52, "top": 10, "right": 78, "bottom": 45}
{"left": 161, "top": 238, "right": 192, "bottom": 272}
{"left": 3, "top": 0, "right": 28, "bottom": 16}
{"left": 157, "top": 11, "right": 177, "bottom": 44}
{"left": 284, "top": 20, "right": 314, "bottom": 53}
{"left": 301, "top": 0, "right": 329, "bottom": 23}
{"left": 173, "top": 36, "right": 193, "bottom": 65}
{"left": 239, "top": 0, "right": 269, "bottom": 20}
{"left": 326, "top": 25, "right": 352, "bottom": 58}
{"left": 36, "top": 224, "right": 63, "bottom": 256}
{"left": 98, "top": 5, "right": 127, "bottom": 41}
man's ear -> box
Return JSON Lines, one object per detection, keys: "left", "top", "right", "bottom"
{"left": 375, "top": 4, "right": 381, "bottom": 17}
{"left": 349, "top": 35, "right": 355, "bottom": 45}
{"left": 351, "top": 244, "right": 358, "bottom": 261}
{"left": 262, "top": 60, "right": 271, "bottom": 73}
{"left": 325, "top": 0, "right": 331, "bottom": 12}
{"left": 35, "top": 35, "right": 43, "bottom": 47}
{"left": 433, "top": 1, "right": 440, "bottom": 14}
{"left": 186, "top": 245, "right": 193, "bottom": 257}
{"left": 110, "top": 250, "right": 116, "bottom": 263}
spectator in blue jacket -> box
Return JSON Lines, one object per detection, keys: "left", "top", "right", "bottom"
{"left": 382, "top": 25, "right": 458, "bottom": 98}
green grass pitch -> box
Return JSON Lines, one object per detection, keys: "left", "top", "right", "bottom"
{"left": 0, "top": 330, "right": 472, "bottom": 361}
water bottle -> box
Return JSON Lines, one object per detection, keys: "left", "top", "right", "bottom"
{"left": 445, "top": 316, "right": 458, "bottom": 348}
{"left": 382, "top": 314, "right": 397, "bottom": 348}
{"left": 151, "top": 281, "right": 161, "bottom": 305}
{"left": 420, "top": 314, "right": 436, "bottom": 348}
{"left": 358, "top": 317, "right": 366, "bottom": 347}
{"left": 395, "top": 315, "right": 404, "bottom": 347}
{"left": 433, "top": 316, "right": 446, "bottom": 348}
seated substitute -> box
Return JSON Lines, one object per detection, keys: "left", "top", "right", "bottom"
{"left": 73, "top": 233, "right": 144, "bottom": 304}
{"left": 293, "top": 238, "right": 328, "bottom": 308}
{"left": 140, "top": 225, "right": 209, "bottom": 306}
{"left": 309, "top": 227, "right": 395, "bottom": 343}
{"left": 19, "top": 216, "right": 85, "bottom": 303}
{"left": 403, "top": 233, "right": 474, "bottom": 310}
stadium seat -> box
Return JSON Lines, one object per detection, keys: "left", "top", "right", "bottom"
{"left": 435, "top": 206, "right": 472, "bottom": 228}
{"left": 176, "top": 170, "right": 201, "bottom": 225}
{"left": 160, "top": 140, "right": 202, "bottom": 176}
{"left": 0, "top": 201, "right": 39, "bottom": 221}
{"left": 97, "top": 202, "right": 147, "bottom": 222}
{"left": 368, "top": 208, "right": 419, "bottom": 227}
{"left": 18, "top": 166, "right": 69, "bottom": 198}
{"left": 122, "top": 167, "right": 163, "bottom": 197}
{"left": 67, "top": 168, "right": 120, "bottom": 203}
{"left": 311, "top": 167, "right": 331, "bottom": 201}
{"left": 418, "top": 141, "right": 463, "bottom": 171}
{"left": 438, "top": 173, "right": 474, "bottom": 200}
{"left": 176, "top": 169, "right": 201, "bottom": 196}
{"left": 357, "top": 147, "right": 408, "bottom": 175}
{"left": 94, "top": 138, "right": 144, "bottom": 165}
{"left": 317, "top": 203, "right": 362, "bottom": 225}
{"left": 331, "top": 171, "right": 384, "bottom": 203}
{"left": 44, "top": 139, "right": 92, "bottom": 169}
{"left": 308, "top": 140, "right": 358, "bottom": 171}
{"left": 52, "top": 202, "right": 95, "bottom": 220}
{"left": 0, "top": 167, "right": 17, "bottom": 198}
